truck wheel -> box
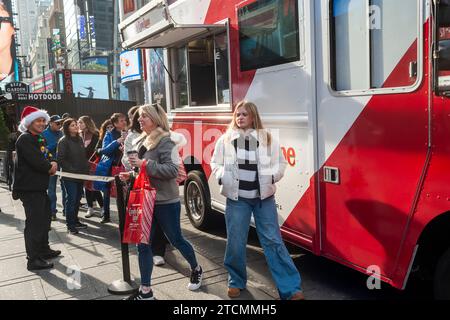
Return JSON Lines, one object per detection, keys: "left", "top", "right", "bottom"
{"left": 434, "top": 247, "right": 450, "bottom": 299}
{"left": 184, "top": 170, "right": 213, "bottom": 230}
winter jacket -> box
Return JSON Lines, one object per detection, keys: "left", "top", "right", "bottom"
{"left": 137, "top": 128, "right": 186, "bottom": 204}
{"left": 82, "top": 132, "right": 99, "bottom": 160}
{"left": 93, "top": 129, "right": 123, "bottom": 191}
{"left": 13, "top": 132, "right": 53, "bottom": 193}
{"left": 210, "top": 129, "right": 287, "bottom": 201}
{"left": 42, "top": 127, "right": 63, "bottom": 156}
{"left": 57, "top": 135, "right": 90, "bottom": 182}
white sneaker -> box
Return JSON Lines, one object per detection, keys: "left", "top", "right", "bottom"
{"left": 187, "top": 266, "right": 203, "bottom": 291}
{"left": 153, "top": 256, "right": 165, "bottom": 266}
{"left": 85, "top": 208, "right": 95, "bottom": 218}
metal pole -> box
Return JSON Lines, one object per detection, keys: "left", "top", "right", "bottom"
{"left": 42, "top": 66, "right": 46, "bottom": 93}
{"left": 112, "top": 0, "right": 119, "bottom": 100}
{"left": 108, "top": 175, "right": 139, "bottom": 295}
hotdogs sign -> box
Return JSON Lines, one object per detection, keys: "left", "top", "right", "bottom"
{"left": 15, "top": 93, "right": 63, "bottom": 101}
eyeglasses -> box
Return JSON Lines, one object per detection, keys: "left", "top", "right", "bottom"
{"left": 0, "top": 17, "right": 13, "bottom": 29}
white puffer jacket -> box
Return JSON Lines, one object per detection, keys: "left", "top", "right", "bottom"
{"left": 210, "top": 129, "right": 287, "bottom": 201}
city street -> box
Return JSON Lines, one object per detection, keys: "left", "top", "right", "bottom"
{"left": 0, "top": 184, "right": 432, "bottom": 300}
{"left": 1, "top": 0, "right": 450, "bottom": 303}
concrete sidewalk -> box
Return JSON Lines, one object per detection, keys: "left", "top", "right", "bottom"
{"left": 0, "top": 184, "right": 278, "bottom": 300}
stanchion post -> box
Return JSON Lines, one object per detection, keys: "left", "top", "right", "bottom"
{"left": 108, "top": 176, "right": 139, "bottom": 295}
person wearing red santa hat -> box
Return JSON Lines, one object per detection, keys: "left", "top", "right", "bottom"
{"left": 13, "top": 106, "right": 61, "bottom": 271}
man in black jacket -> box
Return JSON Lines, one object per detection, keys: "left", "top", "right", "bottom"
{"left": 13, "top": 106, "right": 61, "bottom": 271}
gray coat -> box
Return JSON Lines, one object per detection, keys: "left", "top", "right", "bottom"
{"left": 141, "top": 135, "right": 180, "bottom": 204}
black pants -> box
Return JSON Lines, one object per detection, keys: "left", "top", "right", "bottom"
{"left": 151, "top": 221, "right": 168, "bottom": 256}
{"left": 85, "top": 189, "right": 104, "bottom": 208}
{"left": 19, "top": 191, "right": 51, "bottom": 261}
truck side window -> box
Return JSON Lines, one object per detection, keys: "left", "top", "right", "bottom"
{"left": 170, "top": 32, "right": 230, "bottom": 108}
{"left": 238, "top": 0, "right": 300, "bottom": 71}
{"left": 331, "top": 0, "right": 419, "bottom": 91}
{"left": 437, "top": 0, "right": 450, "bottom": 91}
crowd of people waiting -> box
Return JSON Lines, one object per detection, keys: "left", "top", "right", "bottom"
{"left": 11, "top": 101, "right": 305, "bottom": 301}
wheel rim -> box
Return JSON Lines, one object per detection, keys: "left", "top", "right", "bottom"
{"left": 186, "top": 180, "right": 204, "bottom": 222}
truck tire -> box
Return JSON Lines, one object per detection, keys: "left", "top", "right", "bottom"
{"left": 434, "top": 247, "right": 450, "bottom": 299}
{"left": 184, "top": 170, "right": 213, "bottom": 230}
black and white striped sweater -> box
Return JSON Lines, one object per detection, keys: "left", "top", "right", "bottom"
{"left": 232, "top": 134, "right": 260, "bottom": 199}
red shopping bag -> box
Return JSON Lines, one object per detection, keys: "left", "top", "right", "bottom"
{"left": 123, "top": 162, "right": 156, "bottom": 244}
{"left": 84, "top": 154, "right": 99, "bottom": 191}
{"left": 110, "top": 165, "right": 126, "bottom": 198}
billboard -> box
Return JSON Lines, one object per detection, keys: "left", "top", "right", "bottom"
{"left": 57, "top": 71, "right": 111, "bottom": 99}
{"left": 82, "top": 56, "right": 109, "bottom": 72}
{"left": 0, "top": 0, "right": 17, "bottom": 92}
{"left": 120, "top": 50, "right": 141, "bottom": 83}
{"left": 79, "top": 15, "right": 87, "bottom": 40}
{"left": 30, "top": 72, "right": 55, "bottom": 93}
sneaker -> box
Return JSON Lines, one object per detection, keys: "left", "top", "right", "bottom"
{"left": 67, "top": 227, "right": 79, "bottom": 235}
{"left": 187, "top": 266, "right": 203, "bottom": 291}
{"left": 153, "top": 256, "right": 165, "bottom": 266}
{"left": 100, "top": 216, "right": 110, "bottom": 224}
{"left": 85, "top": 208, "right": 95, "bottom": 218}
{"left": 124, "top": 290, "right": 155, "bottom": 300}
{"left": 80, "top": 203, "right": 89, "bottom": 210}
{"left": 75, "top": 222, "right": 88, "bottom": 229}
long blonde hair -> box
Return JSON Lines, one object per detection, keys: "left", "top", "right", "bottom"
{"left": 227, "top": 101, "right": 271, "bottom": 145}
{"left": 139, "top": 104, "right": 170, "bottom": 132}
{"left": 79, "top": 116, "right": 98, "bottom": 136}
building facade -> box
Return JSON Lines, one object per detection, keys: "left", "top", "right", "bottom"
{"left": 28, "top": 6, "right": 51, "bottom": 80}
{"left": 15, "top": 0, "right": 52, "bottom": 57}
{"left": 48, "top": 0, "right": 67, "bottom": 69}
{"left": 63, "top": 0, "right": 115, "bottom": 69}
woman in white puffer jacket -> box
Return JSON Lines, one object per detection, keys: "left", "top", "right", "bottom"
{"left": 210, "top": 100, "right": 304, "bottom": 300}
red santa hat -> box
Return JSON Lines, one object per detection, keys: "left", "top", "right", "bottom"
{"left": 18, "top": 106, "right": 50, "bottom": 133}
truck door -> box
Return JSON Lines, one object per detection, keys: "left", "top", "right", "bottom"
{"left": 315, "top": 0, "right": 428, "bottom": 280}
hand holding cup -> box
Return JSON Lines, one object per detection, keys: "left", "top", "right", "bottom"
{"left": 119, "top": 171, "right": 132, "bottom": 182}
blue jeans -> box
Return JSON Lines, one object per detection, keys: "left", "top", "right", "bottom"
{"left": 63, "top": 180, "right": 83, "bottom": 228}
{"left": 224, "top": 196, "right": 302, "bottom": 300}
{"left": 48, "top": 175, "right": 58, "bottom": 215}
{"left": 60, "top": 178, "right": 67, "bottom": 215}
{"left": 138, "top": 201, "right": 198, "bottom": 287}
{"left": 102, "top": 185, "right": 110, "bottom": 218}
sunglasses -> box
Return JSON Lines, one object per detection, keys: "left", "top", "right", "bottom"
{"left": 0, "top": 17, "right": 13, "bottom": 29}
